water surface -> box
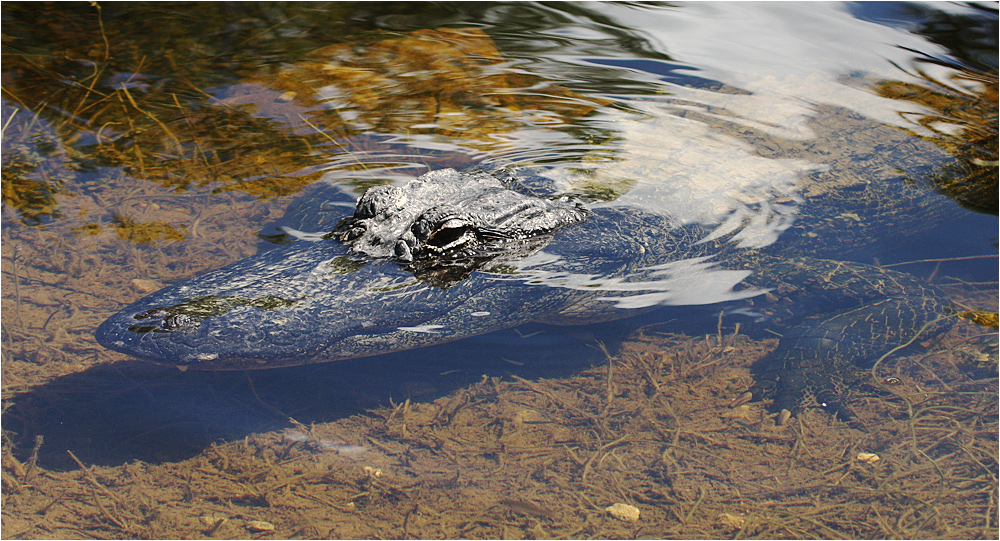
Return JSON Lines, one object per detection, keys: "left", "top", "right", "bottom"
{"left": 2, "top": 2, "right": 996, "bottom": 538}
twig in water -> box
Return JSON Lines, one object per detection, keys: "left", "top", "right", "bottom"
{"left": 11, "top": 244, "right": 24, "bottom": 329}
{"left": 66, "top": 450, "right": 129, "bottom": 530}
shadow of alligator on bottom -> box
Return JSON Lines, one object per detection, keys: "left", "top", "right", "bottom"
{"left": 2, "top": 320, "right": 640, "bottom": 471}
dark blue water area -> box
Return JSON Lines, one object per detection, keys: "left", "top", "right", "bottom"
{"left": 4, "top": 313, "right": 673, "bottom": 470}
{"left": 846, "top": 1, "right": 998, "bottom": 71}
{"left": 582, "top": 58, "right": 740, "bottom": 92}
{"left": 787, "top": 193, "right": 998, "bottom": 285}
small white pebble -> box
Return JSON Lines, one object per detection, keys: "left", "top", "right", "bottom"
{"left": 131, "top": 279, "right": 161, "bottom": 293}
{"left": 857, "top": 452, "right": 880, "bottom": 464}
{"left": 246, "top": 520, "right": 274, "bottom": 532}
{"left": 718, "top": 512, "right": 746, "bottom": 529}
{"left": 606, "top": 502, "right": 640, "bottom": 522}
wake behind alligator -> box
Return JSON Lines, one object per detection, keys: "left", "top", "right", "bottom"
{"left": 95, "top": 167, "right": 953, "bottom": 424}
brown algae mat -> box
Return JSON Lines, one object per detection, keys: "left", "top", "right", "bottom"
{"left": 2, "top": 310, "right": 996, "bottom": 540}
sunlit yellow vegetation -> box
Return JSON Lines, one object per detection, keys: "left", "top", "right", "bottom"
{"left": 2, "top": 3, "right": 604, "bottom": 231}
{"left": 874, "top": 68, "right": 998, "bottom": 214}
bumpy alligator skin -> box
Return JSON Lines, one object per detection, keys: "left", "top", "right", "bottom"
{"left": 95, "top": 168, "right": 952, "bottom": 423}
{"left": 732, "top": 257, "right": 950, "bottom": 423}
{"left": 95, "top": 197, "right": 705, "bottom": 368}
{"left": 333, "top": 168, "right": 589, "bottom": 286}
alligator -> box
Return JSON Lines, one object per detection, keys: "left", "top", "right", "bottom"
{"left": 95, "top": 167, "right": 954, "bottom": 425}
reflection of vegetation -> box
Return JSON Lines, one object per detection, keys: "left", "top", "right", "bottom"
{"left": 1, "top": 113, "right": 66, "bottom": 224}
{"left": 1, "top": 165, "right": 61, "bottom": 225}
{"left": 865, "top": 2, "right": 999, "bottom": 215}
{"left": 71, "top": 223, "right": 103, "bottom": 237}
{"left": 324, "top": 256, "right": 367, "bottom": 275}
{"left": 2, "top": 2, "right": 347, "bottom": 228}
{"left": 238, "top": 27, "right": 604, "bottom": 151}
{"left": 142, "top": 103, "right": 327, "bottom": 199}
{"left": 129, "top": 294, "right": 301, "bottom": 333}
{"left": 2, "top": 2, "right": 608, "bottom": 216}
{"left": 134, "top": 295, "right": 301, "bottom": 321}
{"left": 900, "top": 2, "right": 998, "bottom": 74}
{"left": 874, "top": 68, "right": 998, "bottom": 215}
{"left": 112, "top": 214, "right": 185, "bottom": 245}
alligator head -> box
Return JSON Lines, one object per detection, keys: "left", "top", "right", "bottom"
{"left": 95, "top": 168, "right": 603, "bottom": 369}
{"left": 333, "top": 168, "right": 589, "bottom": 286}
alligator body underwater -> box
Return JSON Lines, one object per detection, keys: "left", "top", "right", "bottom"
{"left": 96, "top": 167, "right": 953, "bottom": 424}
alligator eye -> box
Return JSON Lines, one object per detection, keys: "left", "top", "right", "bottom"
{"left": 427, "top": 220, "right": 471, "bottom": 248}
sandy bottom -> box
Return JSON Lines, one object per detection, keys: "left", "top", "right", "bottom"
{"left": 3, "top": 312, "right": 996, "bottom": 540}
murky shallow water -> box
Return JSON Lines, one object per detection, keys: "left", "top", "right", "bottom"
{"left": 2, "top": 2, "right": 997, "bottom": 538}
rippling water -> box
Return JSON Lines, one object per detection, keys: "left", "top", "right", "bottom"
{"left": 2, "top": 2, "right": 997, "bottom": 538}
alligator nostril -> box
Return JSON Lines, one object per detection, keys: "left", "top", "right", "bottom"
{"left": 394, "top": 240, "right": 413, "bottom": 262}
{"left": 342, "top": 226, "right": 365, "bottom": 242}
